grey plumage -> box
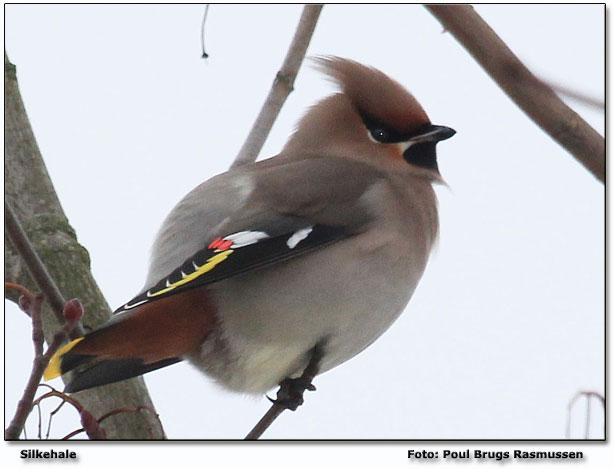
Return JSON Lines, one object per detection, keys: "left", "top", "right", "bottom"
{"left": 148, "top": 155, "right": 439, "bottom": 392}
{"left": 46, "top": 56, "right": 454, "bottom": 400}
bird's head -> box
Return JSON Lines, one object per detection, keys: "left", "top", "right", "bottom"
{"left": 282, "top": 57, "right": 455, "bottom": 180}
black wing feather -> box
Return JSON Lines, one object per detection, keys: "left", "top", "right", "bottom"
{"left": 116, "top": 224, "right": 347, "bottom": 314}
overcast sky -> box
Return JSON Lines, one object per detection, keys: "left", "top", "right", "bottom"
{"left": 4, "top": 2, "right": 605, "bottom": 452}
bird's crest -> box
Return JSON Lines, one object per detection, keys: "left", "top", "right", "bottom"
{"left": 312, "top": 56, "right": 430, "bottom": 134}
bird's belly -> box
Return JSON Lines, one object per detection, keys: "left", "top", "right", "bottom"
{"left": 187, "top": 236, "right": 425, "bottom": 394}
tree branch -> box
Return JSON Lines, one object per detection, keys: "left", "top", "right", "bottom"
{"left": 5, "top": 50, "right": 166, "bottom": 439}
{"left": 233, "top": 6, "right": 323, "bottom": 439}
{"left": 5, "top": 201, "right": 84, "bottom": 338}
{"left": 244, "top": 405, "right": 286, "bottom": 440}
{"left": 5, "top": 290, "right": 81, "bottom": 439}
{"left": 425, "top": 5, "right": 604, "bottom": 183}
{"left": 231, "top": 4, "right": 323, "bottom": 168}
{"left": 565, "top": 390, "right": 604, "bottom": 439}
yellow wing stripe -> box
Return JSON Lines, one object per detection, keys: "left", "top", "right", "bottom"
{"left": 149, "top": 250, "right": 234, "bottom": 297}
{"left": 44, "top": 337, "right": 85, "bottom": 380}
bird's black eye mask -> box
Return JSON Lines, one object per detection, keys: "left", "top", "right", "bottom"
{"left": 360, "top": 113, "right": 455, "bottom": 172}
{"left": 361, "top": 115, "right": 432, "bottom": 144}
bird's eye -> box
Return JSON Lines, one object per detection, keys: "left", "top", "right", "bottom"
{"left": 370, "top": 128, "right": 390, "bottom": 143}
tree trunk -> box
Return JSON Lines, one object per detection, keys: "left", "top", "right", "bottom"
{"left": 4, "top": 50, "right": 166, "bottom": 439}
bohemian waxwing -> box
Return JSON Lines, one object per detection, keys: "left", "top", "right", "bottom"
{"left": 45, "top": 57, "right": 455, "bottom": 406}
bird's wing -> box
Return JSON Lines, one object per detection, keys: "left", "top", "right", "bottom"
{"left": 115, "top": 223, "right": 347, "bottom": 313}
{"left": 116, "top": 156, "right": 383, "bottom": 315}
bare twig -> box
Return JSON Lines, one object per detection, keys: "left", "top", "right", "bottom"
{"left": 231, "top": 4, "right": 323, "bottom": 168}
{"left": 543, "top": 79, "right": 604, "bottom": 110}
{"left": 585, "top": 394, "right": 591, "bottom": 439}
{"left": 45, "top": 399, "right": 67, "bottom": 439}
{"left": 31, "top": 389, "right": 107, "bottom": 440}
{"left": 33, "top": 388, "right": 84, "bottom": 411}
{"left": 426, "top": 5, "right": 604, "bottom": 183}
{"left": 565, "top": 390, "right": 605, "bottom": 439}
{"left": 4, "top": 201, "right": 84, "bottom": 338}
{"left": 245, "top": 405, "right": 286, "bottom": 440}
{"left": 5, "top": 282, "right": 34, "bottom": 309}
{"left": 4, "top": 295, "right": 82, "bottom": 440}
{"left": 200, "top": 4, "right": 210, "bottom": 58}
{"left": 36, "top": 402, "right": 43, "bottom": 439}
{"left": 61, "top": 428, "right": 85, "bottom": 440}
{"left": 30, "top": 386, "right": 159, "bottom": 440}
{"left": 237, "top": 5, "right": 324, "bottom": 429}
{"left": 5, "top": 291, "right": 43, "bottom": 439}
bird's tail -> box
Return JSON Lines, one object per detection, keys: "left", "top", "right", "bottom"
{"left": 43, "top": 288, "right": 216, "bottom": 393}
{"left": 44, "top": 338, "right": 181, "bottom": 393}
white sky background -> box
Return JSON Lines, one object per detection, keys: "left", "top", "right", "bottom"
{"left": 3, "top": 3, "right": 605, "bottom": 445}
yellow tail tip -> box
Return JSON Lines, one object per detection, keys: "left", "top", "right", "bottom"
{"left": 43, "top": 337, "right": 84, "bottom": 381}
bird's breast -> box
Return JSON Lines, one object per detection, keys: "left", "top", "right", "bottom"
{"left": 188, "top": 227, "right": 430, "bottom": 394}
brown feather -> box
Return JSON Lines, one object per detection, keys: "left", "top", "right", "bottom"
{"left": 313, "top": 56, "right": 430, "bottom": 133}
{"left": 73, "top": 288, "right": 216, "bottom": 364}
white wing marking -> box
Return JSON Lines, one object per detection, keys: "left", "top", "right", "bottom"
{"left": 224, "top": 230, "right": 269, "bottom": 248}
{"left": 287, "top": 227, "right": 313, "bottom": 249}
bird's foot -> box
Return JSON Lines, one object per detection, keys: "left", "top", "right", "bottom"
{"left": 268, "top": 376, "right": 317, "bottom": 411}
{"left": 267, "top": 343, "right": 323, "bottom": 411}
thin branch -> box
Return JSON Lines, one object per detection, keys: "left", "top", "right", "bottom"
{"left": 231, "top": 4, "right": 323, "bottom": 168}
{"left": 30, "top": 294, "right": 45, "bottom": 358}
{"left": 426, "top": 5, "right": 604, "bottom": 183}
{"left": 33, "top": 388, "right": 84, "bottom": 412}
{"left": 31, "top": 390, "right": 89, "bottom": 440}
{"left": 544, "top": 79, "right": 604, "bottom": 110}
{"left": 5, "top": 282, "right": 34, "bottom": 319}
{"left": 245, "top": 405, "right": 286, "bottom": 440}
{"left": 4, "top": 200, "right": 84, "bottom": 338}
{"left": 230, "top": 8, "right": 325, "bottom": 435}
{"left": 30, "top": 387, "right": 159, "bottom": 440}
{"left": 4, "top": 295, "right": 82, "bottom": 440}
{"left": 5, "top": 282, "right": 34, "bottom": 305}
{"left": 566, "top": 390, "right": 604, "bottom": 439}
{"left": 5, "top": 291, "right": 43, "bottom": 439}
{"left": 45, "top": 399, "right": 67, "bottom": 439}
{"left": 36, "top": 402, "right": 43, "bottom": 439}
{"left": 31, "top": 389, "right": 107, "bottom": 440}
{"left": 200, "top": 4, "right": 210, "bottom": 58}
{"left": 585, "top": 393, "right": 591, "bottom": 439}
{"left": 62, "top": 428, "right": 86, "bottom": 440}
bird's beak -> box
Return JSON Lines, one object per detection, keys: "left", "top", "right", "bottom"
{"left": 400, "top": 124, "right": 455, "bottom": 172}
{"left": 409, "top": 125, "right": 456, "bottom": 144}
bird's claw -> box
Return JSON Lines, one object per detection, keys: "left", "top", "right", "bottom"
{"left": 269, "top": 376, "right": 317, "bottom": 411}
{"left": 268, "top": 344, "right": 323, "bottom": 411}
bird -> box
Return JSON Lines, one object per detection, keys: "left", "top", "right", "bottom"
{"left": 44, "top": 57, "right": 455, "bottom": 408}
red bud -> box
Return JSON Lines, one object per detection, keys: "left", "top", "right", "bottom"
{"left": 63, "top": 299, "right": 83, "bottom": 323}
